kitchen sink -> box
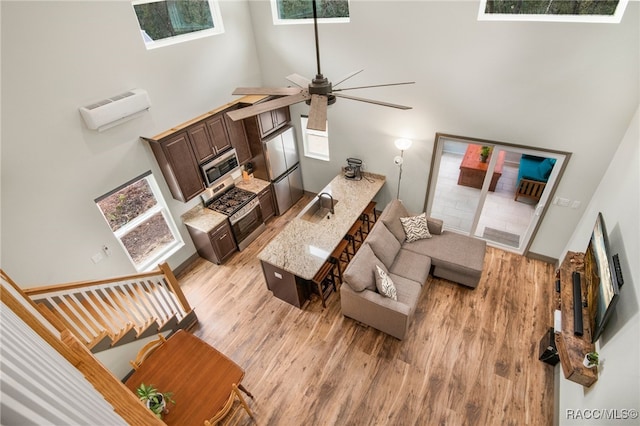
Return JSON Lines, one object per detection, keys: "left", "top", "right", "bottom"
{"left": 299, "top": 197, "right": 339, "bottom": 223}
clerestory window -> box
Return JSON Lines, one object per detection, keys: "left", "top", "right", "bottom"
{"left": 272, "top": 0, "right": 350, "bottom": 24}
{"left": 301, "top": 116, "right": 330, "bottom": 161}
{"left": 132, "top": 0, "right": 224, "bottom": 49}
{"left": 478, "top": 0, "right": 628, "bottom": 23}
{"left": 95, "top": 172, "right": 183, "bottom": 272}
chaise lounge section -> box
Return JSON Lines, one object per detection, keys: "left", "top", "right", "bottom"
{"left": 340, "top": 200, "right": 487, "bottom": 339}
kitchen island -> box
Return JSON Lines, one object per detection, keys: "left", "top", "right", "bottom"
{"left": 258, "top": 172, "right": 385, "bottom": 308}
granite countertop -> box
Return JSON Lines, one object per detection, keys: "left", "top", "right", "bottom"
{"left": 235, "top": 176, "right": 270, "bottom": 194}
{"left": 181, "top": 177, "right": 271, "bottom": 233}
{"left": 258, "top": 172, "right": 386, "bottom": 280}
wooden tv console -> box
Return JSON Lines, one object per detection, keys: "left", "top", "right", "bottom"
{"left": 555, "top": 251, "right": 598, "bottom": 387}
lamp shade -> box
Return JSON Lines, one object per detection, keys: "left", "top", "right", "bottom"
{"left": 394, "top": 138, "right": 412, "bottom": 151}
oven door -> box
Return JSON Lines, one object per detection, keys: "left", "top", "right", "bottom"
{"left": 230, "top": 202, "right": 265, "bottom": 251}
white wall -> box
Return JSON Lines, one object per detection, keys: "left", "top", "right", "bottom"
{"left": 556, "top": 107, "right": 639, "bottom": 425}
{"left": 1, "top": 1, "right": 638, "bottom": 278}
{"left": 1, "top": 1, "right": 261, "bottom": 284}
{"left": 247, "top": 0, "right": 639, "bottom": 259}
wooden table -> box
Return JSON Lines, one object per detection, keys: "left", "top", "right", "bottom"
{"left": 124, "top": 330, "right": 251, "bottom": 425}
{"left": 458, "top": 144, "right": 506, "bottom": 191}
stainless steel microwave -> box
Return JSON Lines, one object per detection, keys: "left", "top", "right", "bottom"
{"left": 201, "top": 149, "right": 239, "bottom": 187}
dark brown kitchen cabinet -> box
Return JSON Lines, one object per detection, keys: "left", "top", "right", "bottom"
{"left": 186, "top": 220, "right": 237, "bottom": 265}
{"left": 205, "top": 114, "right": 232, "bottom": 154}
{"left": 256, "top": 107, "right": 290, "bottom": 138}
{"left": 223, "top": 105, "right": 252, "bottom": 165}
{"left": 147, "top": 131, "right": 205, "bottom": 202}
{"left": 258, "top": 185, "right": 275, "bottom": 222}
{"left": 188, "top": 114, "right": 231, "bottom": 164}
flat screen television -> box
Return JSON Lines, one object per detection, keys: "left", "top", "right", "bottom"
{"left": 584, "top": 213, "right": 622, "bottom": 343}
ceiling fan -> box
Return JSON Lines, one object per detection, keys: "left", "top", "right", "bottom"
{"left": 226, "top": 0, "right": 414, "bottom": 132}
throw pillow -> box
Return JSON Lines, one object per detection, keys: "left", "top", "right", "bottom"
{"left": 375, "top": 265, "right": 397, "bottom": 301}
{"left": 538, "top": 158, "right": 555, "bottom": 180}
{"left": 400, "top": 212, "right": 432, "bottom": 242}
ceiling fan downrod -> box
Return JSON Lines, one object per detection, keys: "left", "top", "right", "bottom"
{"left": 309, "top": 0, "right": 335, "bottom": 105}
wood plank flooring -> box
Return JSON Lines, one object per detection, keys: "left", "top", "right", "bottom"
{"left": 177, "top": 195, "right": 555, "bottom": 425}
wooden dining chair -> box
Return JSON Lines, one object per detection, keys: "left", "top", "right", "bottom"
{"left": 204, "top": 384, "right": 254, "bottom": 426}
{"left": 129, "top": 334, "right": 166, "bottom": 370}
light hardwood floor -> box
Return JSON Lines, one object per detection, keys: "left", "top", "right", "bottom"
{"left": 177, "top": 195, "right": 556, "bottom": 425}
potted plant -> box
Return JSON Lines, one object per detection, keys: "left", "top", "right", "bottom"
{"left": 136, "top": 383, "right": 175, "bottom": 418}
{"left": 583, "top": 351, "right": 599, "bottom": 369}
{"left": 480, "top": 146, "right": 492, "bottom": 163}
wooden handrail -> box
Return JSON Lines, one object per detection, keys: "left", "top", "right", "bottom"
{"left": 22, "top": 265, "right": 171, "bottom": 295}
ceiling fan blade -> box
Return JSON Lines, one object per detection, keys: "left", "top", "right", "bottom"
{"left": 232, "top": 87, "right": 304, "bottom": 96}
{"left": 332, "top": 69, "right": 364, "bottom": 88}
{"left": 307, "top": 95, "right": 328, "bottom": 132}
{"left": 334, "top": 93, "right": 412, "bottom": 110}
{"left": 286, "top": 73, "right": 312, "bottom": 88}
{"left": 333, "top": 81, "right": 416, "bottom": 92}
{"left": 226, "top": 92, "right": 309, "bottom": 121}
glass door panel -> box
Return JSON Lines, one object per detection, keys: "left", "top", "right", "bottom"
{"left": 474, "top": 148, "right": 537, "bottom": 251}
{"left": 430, "top": 140, "right": 482, "bottom": 234}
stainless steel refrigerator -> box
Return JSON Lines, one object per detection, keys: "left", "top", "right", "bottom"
{"left": 261, "top": 126, "right": 303, "bottom": 215}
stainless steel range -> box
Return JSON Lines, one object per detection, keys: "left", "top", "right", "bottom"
{"left": 201, "top": 152, "right": 265, "bottom": 251}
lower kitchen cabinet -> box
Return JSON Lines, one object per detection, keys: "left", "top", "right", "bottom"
{"left": 185, "top": 220, "right": 237, "bottom": 264}
{"left": 258, "top": 185, "right": 276, "bottom": 222}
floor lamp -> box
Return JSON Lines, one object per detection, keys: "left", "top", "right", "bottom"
{"left": 393, "top": 138, "right": 412, "bottom": 199}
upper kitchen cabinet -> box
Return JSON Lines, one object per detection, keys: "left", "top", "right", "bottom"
{"left": 256, "top": 107, "right": 291, "bottom": 139}
{"left": 147, "top": 131, "right": 205, "bottom": 202}
{"left": 188, "top": 113, "right": 231, "bottom": 164}
{"left": 223, "top": 105, "right": 252, "bottom": 165}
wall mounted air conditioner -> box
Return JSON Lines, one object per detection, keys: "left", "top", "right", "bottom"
{"left": 79, "top": 88, "right": 151, "bottom": 132}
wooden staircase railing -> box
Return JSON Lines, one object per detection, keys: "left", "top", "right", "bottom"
{"left": 23, "top": 263, "right": 197, "bottom": 353}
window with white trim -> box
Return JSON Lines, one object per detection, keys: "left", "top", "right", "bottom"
{"left": 301, "top": 115, "right": 330, "bottom": 161}
{"left": 132, "top": 0, "right": 224, "bottom": 49}
{"left": 272, "top": 0, "right": 350, "bottom": 25}
{"left": 95, "top": 172, "right": 183, "bottom": 272}
{"left": 478, "top": 0, "right": 628, "bottom": 23}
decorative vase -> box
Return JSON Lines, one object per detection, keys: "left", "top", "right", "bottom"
{"left": 582, "top": 355, "right": 597, "bottom": 369}
{"left": 480, "top": 155, "right": 488, "bottom": 163}
{"left": 146, "top": 394, "right": 167, "bottom": 416}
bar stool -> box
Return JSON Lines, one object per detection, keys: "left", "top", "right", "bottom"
{"left": 360, "top": 201, "right": 377, "bottom": 235}
{"left": 330, "top": 238, "right": 349, "bottom": 284}
{"left": 345, "top": 219, "right": 365, "bottom": 257}
{"left": 312, "top": 260, "right": 338, "bottom": 308}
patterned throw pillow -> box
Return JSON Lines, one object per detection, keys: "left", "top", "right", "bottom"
{"left": 375, "top": 265, "right": 397, "bottom": 300}
{"left": 399, "top": 212, "right": 432, "bottom": 242}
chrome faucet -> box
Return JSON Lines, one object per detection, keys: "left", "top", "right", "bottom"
{"left": 317, "top": 192, "right": 334, "bottom": 214}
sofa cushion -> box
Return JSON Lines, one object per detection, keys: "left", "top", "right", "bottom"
{"left": 387, "top": 273, "right": 422, "bottom": 314}
{"left": 426, "top": 217, "right": 443, "bottom": 235}
{"left": 375, "top": 265, "right": 397, "bottom": 300}
{"left": 343, "top": 243, "right": 380, "bottom": 292}
{"left": 380, "top": 200, "right": 410, "bottom": 243}
{"left": 367, "top": 223, "right": 401, "bottom": 269}
{"left": 403, "top": 232, "right": 486, "bottom": 276}
{"left": 389, "top": 248, "right": 431, "bottom": 285}
{"left": 400, "top": 212, "right": 432, "bottom": 242}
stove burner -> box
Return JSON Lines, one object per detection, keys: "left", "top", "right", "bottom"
{"left": 207, "top": 187, "right": 256, "bottom": 216}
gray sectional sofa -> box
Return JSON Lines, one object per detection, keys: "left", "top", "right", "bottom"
{"left": 340, "top": 199, "right": 487, "bottom": 339}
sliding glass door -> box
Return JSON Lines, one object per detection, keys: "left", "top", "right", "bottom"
{"left": 426, "top": 134, "right": 568, "bottom": 255}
